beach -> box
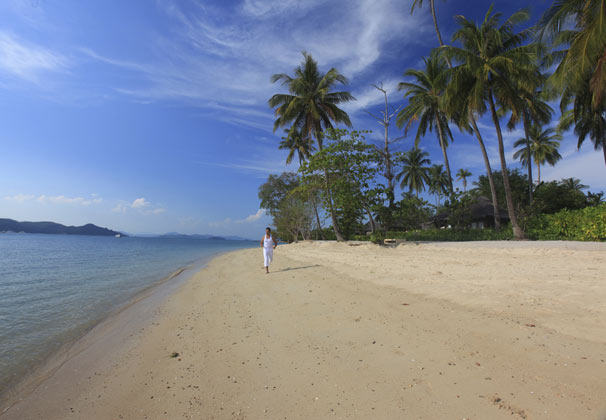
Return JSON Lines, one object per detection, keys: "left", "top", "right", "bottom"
{"left": 2, "top": 240, "right": 605, "bottom": 419}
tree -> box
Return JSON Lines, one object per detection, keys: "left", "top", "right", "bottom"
{"left": 443, "top": 6, "right": 537, "bottom": 239}
{"left": 279, "top": 128, "right": 314, "bottom": 166}
{"left": 258, "top": 172, "right": 314, "bottom": 242}
{"left": 474, "top": 169, "right": 530, "bottom": 215}
{"left": 506, "top": 71, "right": 553, "bottom": 203}
{"left": 411, "top": 0, "right": 502, "bottom": 229}
{"left": 365, "top": 83, "right": 404, "bottom": 210}
{"left": 299, "top": 129, "right": 382, "bottom": 239}
{"left": 539, "top": 0, "right": 606, "bottom": 111}
{"left": 397, "top": 50, "right": 454, "bottom": 194}
{"left": 396, "top": 148, "right": 431, "bottom": 197}
{"left": 560, "top": 177, "right": 588, "bottom": 192}
{"left": 428, "top": 164, "right": 449, "bottom": 207}
{"left": 539, "top": 0, "right": 606, "bottom": 167}
{"left": 269, "top": 52, "right": 355, "bottom": 241}
{"left": 513, "top": 125, "right": 562, "bottom": 184}
{"left": 456, "top": 168, "right": 472, "bottom": 192}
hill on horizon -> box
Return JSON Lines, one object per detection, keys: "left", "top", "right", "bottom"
{"left": 0, "top": 218, "right": 125, "bottom": 237}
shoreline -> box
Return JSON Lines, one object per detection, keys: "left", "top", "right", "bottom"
{"left": 2, "top": 241, "right": 605, "bottom": 419}
{"left": 0, "top": 249, "right": 230, "bottom": 415}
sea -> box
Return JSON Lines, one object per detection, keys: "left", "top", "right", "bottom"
{"left": 0, "top": 233, "right": 254, "bottom": 395}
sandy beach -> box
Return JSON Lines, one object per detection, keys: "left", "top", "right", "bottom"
{"left": 2, "top": 241, "right": 605, "bottom": 419}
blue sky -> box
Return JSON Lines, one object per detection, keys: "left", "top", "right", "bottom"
{"left": 0, "top": 0, "right": 603, "bottom": 238}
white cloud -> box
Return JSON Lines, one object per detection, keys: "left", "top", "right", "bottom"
{"left": 84, "top": 0, "right": 431, "bottom": 129}
{"left": 3, "top": 193, "right": 35, "bottom": 202}
{"left": 240, "top": 209, "right": 264, "bottom": 223}
{"left": 131, "top": 197, "right": 150, "bottom": 208}
{"left": 5, "top": 194, "right": 103, "bottom": 206}
{"left": 0, "top": 32, "right": 67, "bottom": 82}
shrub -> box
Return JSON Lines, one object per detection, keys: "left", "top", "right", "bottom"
{"left": 384, "top": 228, "right": 513, "bottom": 242}
{"left": 526, "top": 203, "right": 606, "bottom": 241}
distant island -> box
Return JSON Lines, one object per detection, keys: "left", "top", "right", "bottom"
{"left": 0, "top": 218, "right": 125, "bottom": 237}
{"left": 155, "top": 233, "right": 252, "bottom": 241}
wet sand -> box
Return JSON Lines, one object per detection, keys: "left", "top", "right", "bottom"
{"left": 2, "top": 241, "right": 605, "bottom": 419}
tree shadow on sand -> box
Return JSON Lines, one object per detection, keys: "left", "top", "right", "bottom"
{"left": 274, "top": 265, "right": 320, "bottom": 273}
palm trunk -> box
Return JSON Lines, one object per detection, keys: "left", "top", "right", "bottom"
{"left": 537, "top": 162, "right": 541, "bottom": 184}
{"left": 603, "top": 143, "right": 606, "bottom": 167}
{"left": 434, "top": 115, "right": 454, "bottom": 195}
{"left": 316, "top": 137, "right": 344, "bottom": 242}
{"left": 522, "top": 111, "right": 533, "bottom": 204}
{"left": 488, "top": 91, "right": 524, "bottom": 239}
{"left": 364, "top": 206, "right": 376, "bottom": 233}
{"left": 311, "top": 196, "right": 324, "bottom": 240}
{"left": 470, "top": 115, "right": 500, "bottom": 229}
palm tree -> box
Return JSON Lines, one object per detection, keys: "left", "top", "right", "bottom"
{"left": 539, "top": 0, "right": 606, "bottom": 167}
{"left": 507, "top": 73, "right": 554, "bottom": 203}
{"left": 539, "top": 0, "right": 606, "bottom": 111}
{"left": 397, "top": 51, "right": 454, "bottom": 194}
{"left": 269, "top": 51, "right": 354, "bottom": 150}
{"left": 560, "top": 177, "right": 588, "bottom": 191}
{"left": 279, "top": 128, "right": 313, "bottom": 166}
{"left": 456, "top": 168, "right": 472, "bottom": 192}
{"left": 442, "top": 6, "right": 537, "bottom": 239}
{"left": 396, "top": 148, "right": 431, "bottom": 197}
{"left": 269, "top": 52, "right": 355, "bottom": 241}
{"left": 513, "top": 125, "right": 562, "bottom": 184}
{"left": 428, "top": 164, "right": 449, "bottom": 206}
{"left": 411, "top": 0, "right": 448, "bottom": 53}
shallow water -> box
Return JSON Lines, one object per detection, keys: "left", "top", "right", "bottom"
{"left": 0, "top": 233, "right": 254, "bottom": 392}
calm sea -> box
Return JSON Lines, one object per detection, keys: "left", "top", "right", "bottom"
{"left": 0, "top": 233, "right": 254, "bottom": 393}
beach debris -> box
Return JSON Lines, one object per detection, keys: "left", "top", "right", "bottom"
{"left": 525, "top": 323, "right": 536, "bottom": 327}
{"left": 401, "top": 303, "right": 410, "bottom": 306}
{"left": 170, "top": 352, "right": 179, "bottom": 358}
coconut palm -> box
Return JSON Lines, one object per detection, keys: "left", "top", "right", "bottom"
{"left": 269, "top": 52, "right": 354, "bottom": 241}
{"left": 539, "top": 0, "right": 606, "bottom": 111}
{"left": 396, "top": 148, "right": 431, "bottom": 197}
{"left": 560, "top": 177, "right": 588, "bottom": 191}
{"left": 279, "top": 128, "right": 314, "bottom": 166}
{"left": 410, "top": 0, "right": 448, "bottom": 51}
{"left": 397, "top": 51, "right": 454, "bottom": 194}
{"left": 513, "top": 125, "right": 562, "bottom": 184}
{"left": 269, "top": 51, "right": 354, "bottom": 151}
{"left": 442, "top": 6, "right": 537, "bottom": 239}
{"left": 539, "top": 1, "right": 606, "bottom": 167}
{"left": 456, "top": 168, "right": 472, "bottom": 192}
{"left": 507, "top": 73, "right": 554, "bottom": 203}
{"left": 428, "top": 164, "right": 449, "bottom": 206}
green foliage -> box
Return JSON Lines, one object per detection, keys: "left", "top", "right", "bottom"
{"left": 258, "top": 172, "right": 314, "bottom": 242}
{"left": 532, "top": 181, "right": 589, "bottom": 214}
{"left": 299, "top": 129, "right": 382, "bottom": 240}
{"left": 526, "top": 204, "right": 606, "bottom": 241}
{"left": 384, "top": 228, "right": 513, "bottom": 242}
{"left": 474, "top": 169, "right": 530, "bottom": 211}
{"left": 369, "top": 231, "right": 386, "bottom": 245}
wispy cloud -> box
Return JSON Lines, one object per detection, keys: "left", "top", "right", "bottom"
{"left": 0, "top": 31, "right": 67, "bottom": 82}
{"left": 83, "top": 0, "right": 430, "bottom": 129}
{"left": 4, "top": 193, "right": 102, "bottom": 205}
{"left": 112, "top": 197, "right": 166, "bottom": 215}
{"left": 208, "top": 208, "right": 266, "bottom": 228}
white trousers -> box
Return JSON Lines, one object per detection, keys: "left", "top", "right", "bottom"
{"left": 263, "top": 247, "right": 273, "bottom": 267}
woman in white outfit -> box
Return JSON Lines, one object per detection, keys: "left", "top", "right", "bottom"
{"left": 261, "top": 227, "right": 277, "bottom": 274}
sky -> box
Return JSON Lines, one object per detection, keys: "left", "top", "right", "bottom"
{"left": 0, "top": 0, "right": 603, "bottom": 238}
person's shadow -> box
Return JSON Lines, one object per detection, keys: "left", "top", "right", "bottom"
{"left": 274, "top": 264, "right": 320, "bottom": 273}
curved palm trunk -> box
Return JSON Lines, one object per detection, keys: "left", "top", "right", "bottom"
{"left": 537, "top": 161, "right": 541, "bottom": 184}
{"left": 522, "top": 111, "right": 533, "bottom": 204}
{"left": 488, "top": 91, "right": 524, "bottom": 239}
{"left": 434, "top": 115, "right": 454, "bottom": 194}
{"left": 311, "top": 195, "right": 324, "bottom": 240}
{"left": 470, "top": 115, "right": 501, "bottom": 229}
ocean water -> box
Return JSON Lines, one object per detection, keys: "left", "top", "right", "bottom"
{"left": 0, "top": 233, "right": 254, "bottom": 393}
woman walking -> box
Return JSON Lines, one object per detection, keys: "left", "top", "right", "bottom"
{"left": 261, "top": 227, "right": 277, "bottom": 273}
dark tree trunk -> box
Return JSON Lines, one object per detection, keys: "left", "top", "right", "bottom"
{"left": 489, "top": 91, "right": 524, "bottom": 239}
{"left": 522, "top": 111, "right": 533, "bottom": 204}
{"left": 470, "top": 115, "right": 501, "bottom": 229}
{"left": 435, "top": 115, "right": 454, "bottom": 195}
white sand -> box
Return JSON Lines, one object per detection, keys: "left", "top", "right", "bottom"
{"left": 2, "top": 241, "right": 605, "bottom": 419}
